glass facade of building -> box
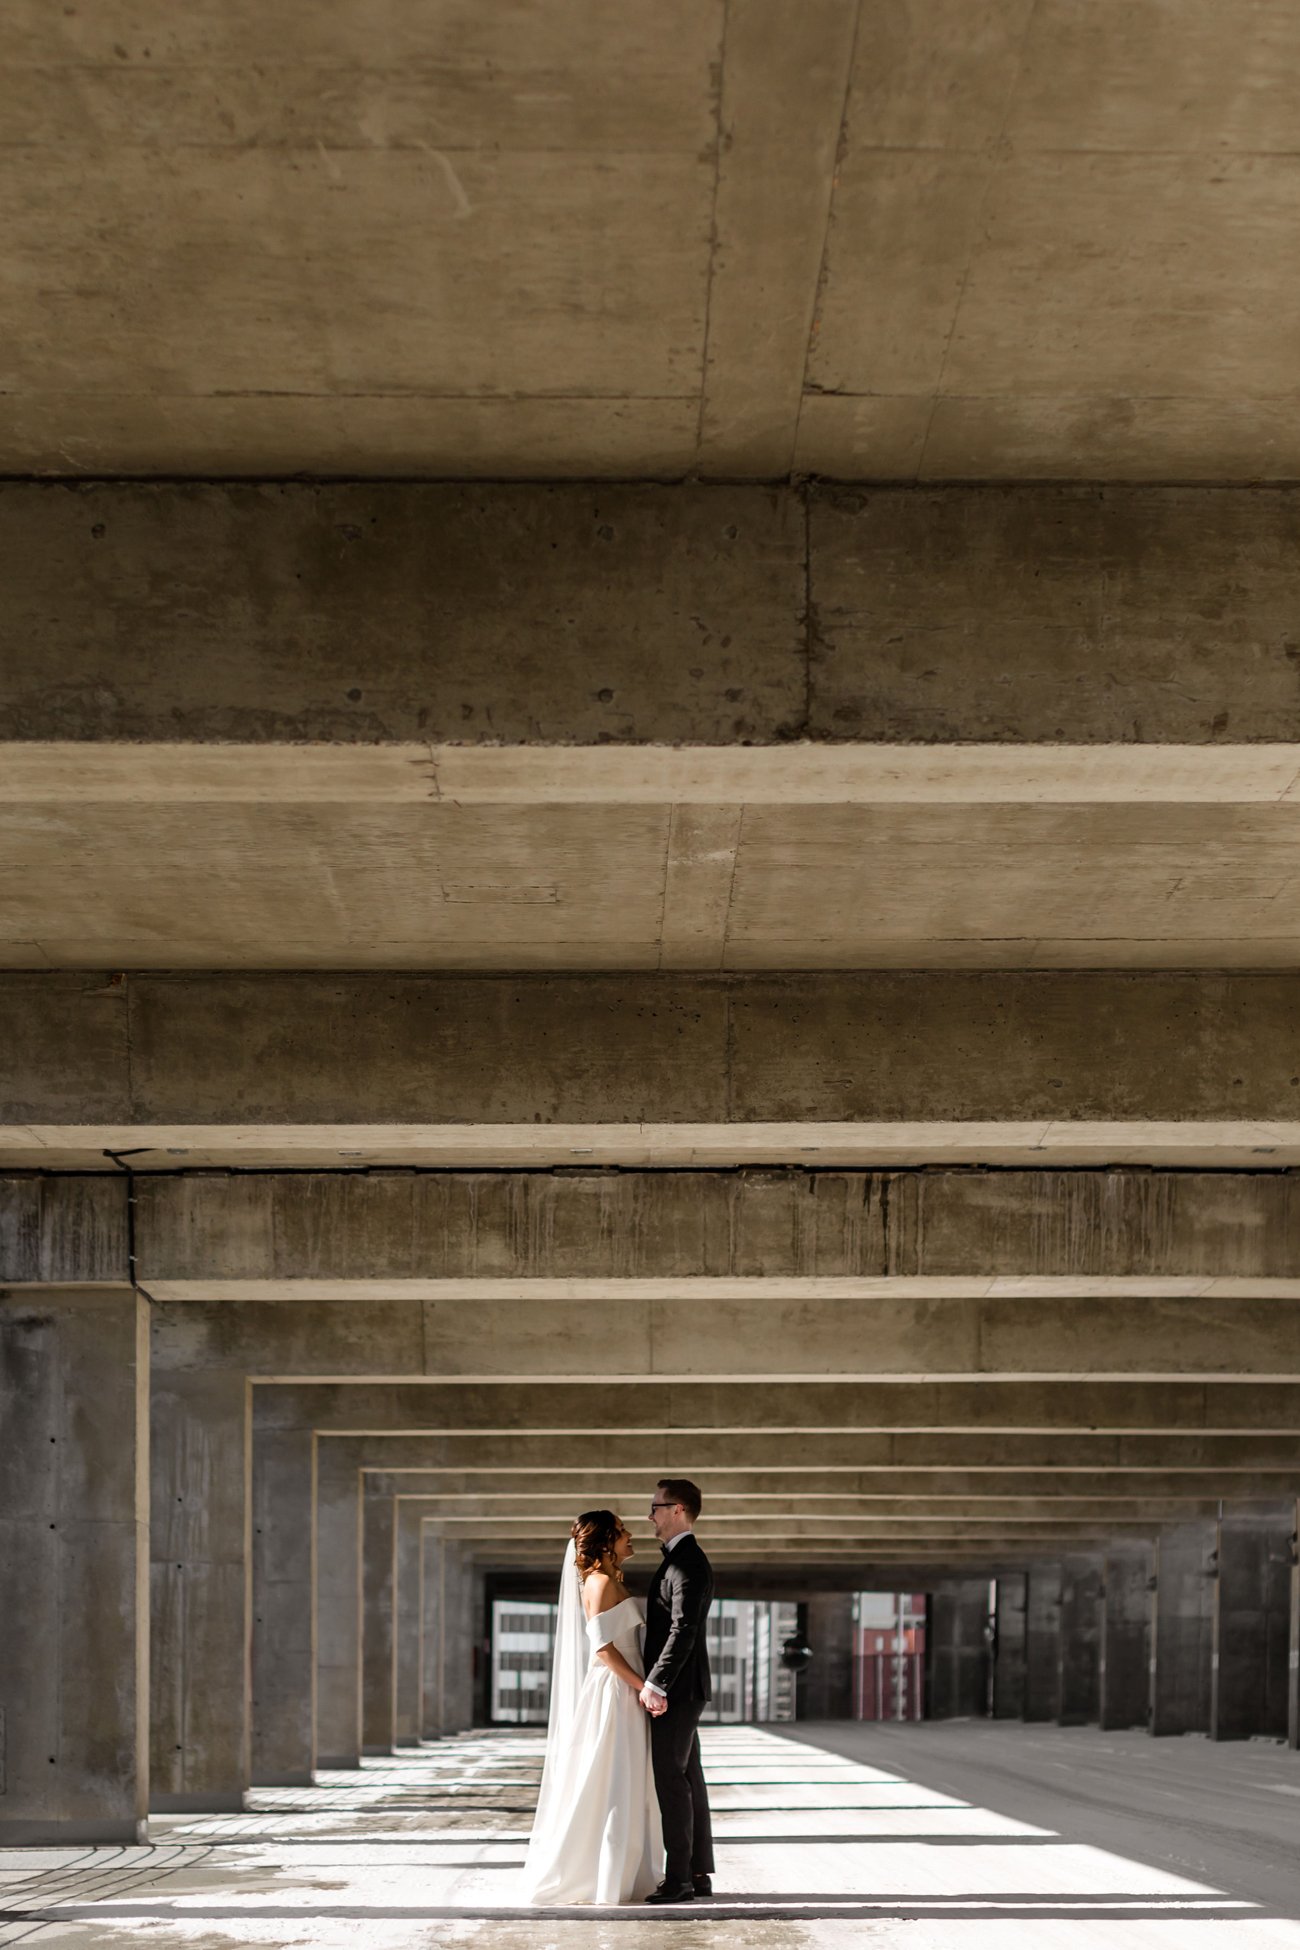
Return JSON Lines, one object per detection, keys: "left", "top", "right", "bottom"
{"left": 491, "top": 1596, "right": 800, "bottom": 1725}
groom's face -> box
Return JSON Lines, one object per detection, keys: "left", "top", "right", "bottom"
{"left": 648, "top": 1489, "right": 682, "bottom": 1542}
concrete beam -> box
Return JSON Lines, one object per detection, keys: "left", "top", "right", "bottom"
{"left": 255, "top": 1376, "right": 1300, "bottom": 1435}
{"left": 340, "top": 1430, "right": 1300, "bottom": 1472}
{"left": 6, "top": 975, "right": 1300, "bottom": 1167}
{"left": 384, "top": 1490, "right": 1211, "bottom": 1526}
{"left": 115, "top": 1163, "right": 1300, "bottom": 1296}
{"left": 366, "top": 1466, "right": 1300, "bottom": 1497}
{"left": 4, "top": 484, "right": 1300, "bottom": 744}
{"left": 145, "top": 1297, "right": 1300, "bottom": 1388}
{"left": 363, "top": 1466, "right": 1300, "bottom": 1499}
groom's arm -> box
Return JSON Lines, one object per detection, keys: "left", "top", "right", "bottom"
{"left": 642, "top": 1556, "right": 709, "bottom": 1697}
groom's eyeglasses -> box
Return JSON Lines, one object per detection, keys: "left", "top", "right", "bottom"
{"left": 648, "top": 1501, "right": 679, "bottom": 1514}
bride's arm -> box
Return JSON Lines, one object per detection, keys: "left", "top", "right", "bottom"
{"left": 594, "top": 1643, "right": 646, "bottom": 1692}
{"left": 583, "top": 1572, "right": 644, "bottom": 1692}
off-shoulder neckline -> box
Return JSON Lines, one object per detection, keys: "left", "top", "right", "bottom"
{"left": 585, "top": 1593, "right": 639, "bottom": 1622}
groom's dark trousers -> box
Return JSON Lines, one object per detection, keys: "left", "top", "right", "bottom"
{"left": 643, "top": 1532, "right": 715, "bottom": 1885}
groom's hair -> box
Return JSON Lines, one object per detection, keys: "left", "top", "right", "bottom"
{"left": 656, "top": 1477, "right": 702, "bottom": 1521}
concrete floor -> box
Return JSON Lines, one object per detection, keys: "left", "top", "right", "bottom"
{"left": 3, "top": 1722, "right": 1299, "bottom": 1947}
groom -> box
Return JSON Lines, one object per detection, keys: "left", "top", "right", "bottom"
{"left": 639, "top": 1478, "right": 715, "bottom": 1904}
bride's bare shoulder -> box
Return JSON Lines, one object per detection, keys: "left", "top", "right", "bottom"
{"left": 581, "top": 1570, "right": 625, "bottom": 1618}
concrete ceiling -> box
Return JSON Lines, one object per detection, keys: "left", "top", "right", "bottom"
{"left": 4, "top": 0, "right": 1299, "bottom": 481}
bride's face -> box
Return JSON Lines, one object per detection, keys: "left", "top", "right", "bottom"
{"left": 611, "top": 1519, "right": 633, "bottom": 1569}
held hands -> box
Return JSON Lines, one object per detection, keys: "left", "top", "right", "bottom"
{"left": 639, "top": 1683, "right": 668, "bottom": 1716}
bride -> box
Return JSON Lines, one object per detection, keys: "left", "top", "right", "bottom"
{"left": 521, "top": 1510, "right": 663, "bottom": 1904}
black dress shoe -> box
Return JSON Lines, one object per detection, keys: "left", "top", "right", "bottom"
{"left": 693, "top": 1873, "right": 713, "bottom": 1897}
{"left": 645, "top": 1881, "right": 696, "bottom": 1904}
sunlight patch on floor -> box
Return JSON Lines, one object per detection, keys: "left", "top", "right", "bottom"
{"left": 2, "top": 1727, "right": 1297, "bottom": 1947}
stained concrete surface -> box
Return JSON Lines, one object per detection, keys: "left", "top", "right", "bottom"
{"left": 6, "top": 5, "right": 1300, "bottom": 478}
{"left": 3, "top": 1724, "right": 1300, "bottom": 1946}
{"left": 6, "top": 485, "right": 1300, "bottom": 747}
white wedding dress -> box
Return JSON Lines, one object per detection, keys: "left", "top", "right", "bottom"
{"left": 522, "top": 1547, "right": 664, "bottom": 1905}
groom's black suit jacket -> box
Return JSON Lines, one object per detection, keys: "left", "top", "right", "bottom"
{"left": 643, "top": 1532, "right": 713, "bottom": 1702}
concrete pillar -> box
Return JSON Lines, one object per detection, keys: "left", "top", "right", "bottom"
{"left": 1150, "top": 1521, "right": 1216, "bottom": 1736}
{"left": 1056, "top": 1555, "right": 1103, "bottom": 1725}
{"left": 0, "top": 1290, "right": 149, "bottom": 1843}
{"left": 1211, "top": 1503, "right": 1292, "bottom": 1741}
{"left": 1023, "top": 1564, "right": 1061, "bottom": 1721}
{"left": 150, "top": 1370, "right": 249, "bottom": 1811}
{"left": 991, "top": 1573, "right": 1027, "bottom": 1719}
{"left": 799, "top": 1594, "right": 855, "bottom": 1719}
{"left": 471, "top": 1561, "right": 490, "bottom": 1728}
{"left": 361, "top": 1487, "right": 396, "bottom": 1753}
{"left": 251, "top": 1425, "right": 315, "bottom": 1783}
{"left": 1099, "top": 1544, "right": 1151, "bottom": 1730}
{"left": 439, "top": 1545, "right": 476, "bottom": 1734}
{"left": 394, "top": 1502, "right": 423, "bottom": 1746}
{"left": 315, "top": 1443, "right": 362, "bottom": 1768}
{"left": 928, "top": 1581, "right": 990, "bottom": 1720}
{"left": 420, "top": 1526, "right": 444, "bottom": 1738}
{"left": 1289, "top": 1500, "right": 1300, "bottom": 1751}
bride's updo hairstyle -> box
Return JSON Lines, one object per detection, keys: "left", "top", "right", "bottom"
{"left": 571, "top": 1509, "right": 621, "bottom": 1580}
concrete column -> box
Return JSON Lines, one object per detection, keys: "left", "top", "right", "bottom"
{"left": 470, "top": 1560, "right": 490, "bottom": 1728}
{"left": 439, "top": 1545, "right": 476, "bottom": 1734}
{"left": 315, "top": 1443, "right": 362, "bottom": 1768}
{"left": 991, "top": 1573, "right": 1027, "bottom": 1719}
{"left": 419, "top": 1526, "right": 444, "bottom": 1738}
{"left": 1056, "top": 1555, "right": 1103, "bottom": 1725}
{"left": 251, "top": 1424, "right": 315, "bottom": 1783}
{"left": 799, "top": 1594, "right": 855, "bottom": 1719}
{"left": 1211, "top": 1502, "right": 1292, "bottom": 1741}
{"left": 1150, "top": 1521, "right": 1216, "bottom": 1736}
{"left": 361, "top": 1487, "right": 397, "bottom": 1753}
{"left": 1023, "top": 1564, "right": 1061, "bottom": 1721}
{"left": 150, "top": 1370, "right": 249, "bottom": 1811}
{"left": 927, "top": 1581, "right": 990, "bottom": 1720}
{"left": 1289, "top": 1500, "right": 1300, "bottom": 1751}
{"left": 394, "top": 1501, "right": 423, "bottom": 1746}
{"left": 1099, "top": 1544, "right": 1152, "bottom": 1730}
{"left": 0, "top": 1289, "right": 149, "bottom": 1843}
